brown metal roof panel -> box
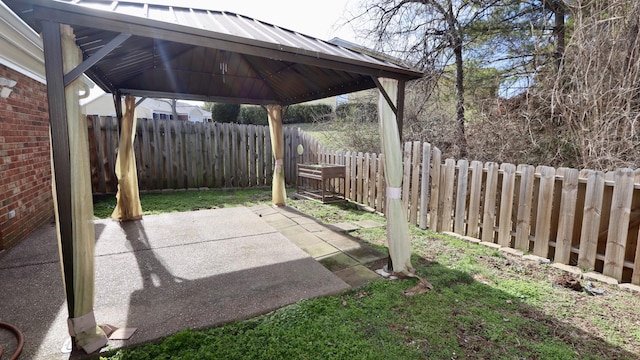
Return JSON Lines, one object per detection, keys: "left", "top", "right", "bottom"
{"left": 112, "top": 2, "right": 148, "bottom": 18}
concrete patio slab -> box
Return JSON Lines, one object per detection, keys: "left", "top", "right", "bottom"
{"left": 0, "top": 207, "right": 349, "bottom": 360}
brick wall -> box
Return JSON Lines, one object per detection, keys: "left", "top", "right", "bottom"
{"left": 0, "top": 64, "right": 53, "bottom": 250}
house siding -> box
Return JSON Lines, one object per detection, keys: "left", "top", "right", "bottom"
{"left": 0, "top": 64, "right": 53, "bottom": 250}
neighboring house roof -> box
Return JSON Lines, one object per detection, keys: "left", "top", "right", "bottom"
{"left": 6, "top": 0, "right": 423, "bottom": 105}
{"left": 82, "top": 93, "right": 211, "bottom": 121}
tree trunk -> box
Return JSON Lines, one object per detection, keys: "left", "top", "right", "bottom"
{"left": 545, "top": 0, "right": 566, "bottom": 70}
{"left": 454, "top": 37, "right": 468, "bottom": 158}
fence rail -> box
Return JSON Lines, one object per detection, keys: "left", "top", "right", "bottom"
{"left": 87, "top": 117, "right": 640, "bottom": 285}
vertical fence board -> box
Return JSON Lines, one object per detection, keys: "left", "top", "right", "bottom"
{"left": 402, "top": 142, "right": 412, "bottom": 213}
{"left": 603, "top": 169, "right": 635, "bottom": 281}
{"left": 257, "top": 126, "right": 264, "bottom": 185}
{"left": 633, "top": 228, "right": 640, "bottom": 284}
{"left": 91, "top": 116, "right": 107, "bottom": 193}
{"left": 204, "top": 123, "right": 216, "bottom": 188}
{"left": 498, "top": 163, "right": 516, "bottom": 247}
{"left": 482, "top": 162, "right": 499, "bottom": 243}
{"left": 419, "top": 143, "right": 432, "bottom": 229}
{"left": 103, "top": 117, "right": 115, "bottom": 192}
{"left": 555, "top": 168, "right": 579, "bottom": 264}
{"left": 238, "top": 125, "right": 247, "bottom": 187}
{"left": 533, "top": 166, "right": 556, "bottom": 257}
{"left": 515, "top": 165, "right": 534, "bottom": 251}
{"left": 578, "top": 171, "right": 605, "bottom": 270}
{"left": 369, "top": 152, "right": 377, "bottom": 209}
{"left": 454, "top": 159, "right": 469, "bottom": 234}
{"left": 378, "top": 155, "right": 385, "bottom": 214}
{"left": 344, "top": 151, "right": 351, "bottom": 200}
{"left": 133, "top": 120, "right": 143, "bottom": 188}
{"left": 429, "top": 148, "right": 442, "bottom": 231}
{"left": 152, "top": 119, "right": 162, "bottom": 189}
{"left": 440, "top": 159, "right": 456, "bottom": 232}
{"left": 364, "top": 153, "right": 371, "bottom": 206}
{"left": 410, "top": 141, "right": 421, "bottom": 225}
{"left": 223, "top": 123, "right": 231, "bottom": 186}
{"left": 248, "top": 125, "right": 256, "bottom": 186}
{"left": 355, "top": 152, "right": 362, "bottom": 203}
{"left": 168, "top": 120, "right": 177, "bottom": 189}
{"left": 466, "top": 161, "right": 483, "bottom": 238}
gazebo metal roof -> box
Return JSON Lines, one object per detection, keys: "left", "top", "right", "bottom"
{"left": 6, "top": 0, "right": 422, "bottom": 105}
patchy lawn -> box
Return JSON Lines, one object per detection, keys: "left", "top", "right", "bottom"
{"left": 98, "top": 190, "right": 640, "bottom": 359}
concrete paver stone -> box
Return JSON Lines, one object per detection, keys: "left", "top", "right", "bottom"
{"left": 328, "top": 222, "right": 361, "bottom": 232}
{"left": 334, "top": 265, "right": 381, "bottom": 288}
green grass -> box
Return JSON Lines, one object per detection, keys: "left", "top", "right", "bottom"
{"left": 93, "top": 188, "right": 272, "bottom": 219}
{"left": 97, "top": 190, "right": 640, "bottom": 360}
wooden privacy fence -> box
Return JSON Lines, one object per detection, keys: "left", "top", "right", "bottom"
{"left": 87, "top": 116, "right": 274, "bottom": 194}
{"left": 295, "top": 129, "right": 640, "bottom": 285}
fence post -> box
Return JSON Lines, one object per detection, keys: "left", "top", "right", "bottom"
{"left": 419, "top": 142, "right": 431, "bottom": 229}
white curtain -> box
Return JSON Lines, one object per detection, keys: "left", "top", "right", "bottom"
{"left": 378, "top": 78, "right": 412, "bottom": 273}
{"left": 112, "top": 95, "right": 143, "bottom": 220}
{"left": 267, "top": 105, "right": 286, "bottom": 206}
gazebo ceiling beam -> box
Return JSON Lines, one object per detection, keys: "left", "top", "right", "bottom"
{"left": 236, "top": 52, "right": 281, "bottom": 102}
{"left": 63, "top": 32, "right": 131, "bottom": 87}
{"left": 119, "top": 88, "right": 280, "bottom": 106}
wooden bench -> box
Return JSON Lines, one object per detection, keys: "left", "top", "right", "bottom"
{"left": 296, "top": 164, "right": 346, "bottom": 203}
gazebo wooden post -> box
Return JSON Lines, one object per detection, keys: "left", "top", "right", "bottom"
{"left": 266, "top": 104, "right": 286, "bottom": 206}
{"left": 111, "top": 95, "right": 143, "bottom": 220}
{"left": 42, "top": 20, "right": 108, "bottom": 354}
{"left": 375, "top": 77, "right": 412, "bottom": 274}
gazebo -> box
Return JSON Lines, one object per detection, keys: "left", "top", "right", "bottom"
{"left": 6, "top": 0, "right": 423, "bottom": 353}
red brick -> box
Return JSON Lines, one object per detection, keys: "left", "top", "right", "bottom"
{"left": 0, "top": 65, "right": 53, "bottom": 250}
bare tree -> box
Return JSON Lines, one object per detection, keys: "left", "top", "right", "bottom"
{"left": 354, "top": 0, "right": 563, "bottom": 158}
{"left": 533, "top": 0, "right": 640, "bottom": 169}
